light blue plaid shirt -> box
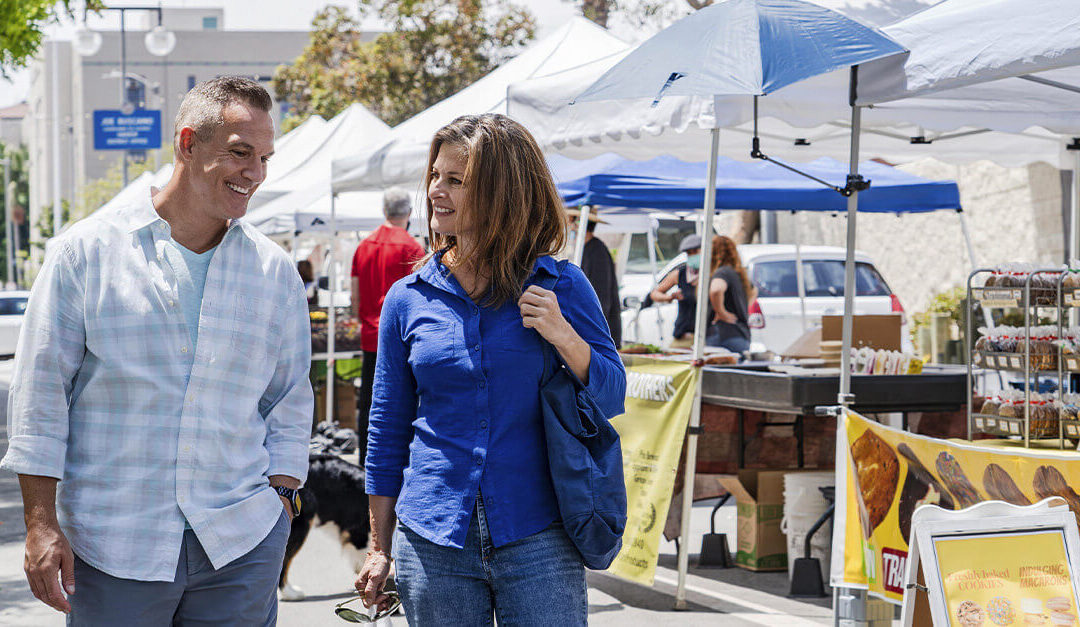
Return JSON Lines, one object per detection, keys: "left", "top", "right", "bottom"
{"left": 0, "top": 190, "right": 313, "bottom": 581}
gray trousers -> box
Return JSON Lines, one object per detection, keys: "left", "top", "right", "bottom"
{"left": 67, "top": 509, "right": 290, "bottom": 626}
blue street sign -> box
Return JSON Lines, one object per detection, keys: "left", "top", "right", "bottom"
{"left": 93, "top": 109, "right": 162, "bottom": 151}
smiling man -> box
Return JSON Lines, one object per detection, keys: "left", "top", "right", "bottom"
{"left": 0, "top": 77, "right": 313, "bottom": 625}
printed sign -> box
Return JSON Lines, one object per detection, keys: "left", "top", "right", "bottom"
{"left": 935, "top": 530, "right": 1079, "bottom": 626}
{"left": 93, "top": 109, "right": 162, "bottom": 150}
{"left": 834, "top": 410, "right": 1080, "bottom": 604}
{"left": 607, "top": 357, "right": 698, "bottom": 585}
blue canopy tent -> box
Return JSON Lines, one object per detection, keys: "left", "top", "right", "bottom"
{"left": 547, "top": 153, "right": 962, "bottom": 213}
{"left": 547, "top": 151, "right": 978, "bottom": 343}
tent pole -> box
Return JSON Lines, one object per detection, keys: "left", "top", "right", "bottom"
{"left": 675, "top": 117, "right": 720, "bottom": 611}
{"left": 326, "top": 192, "right": 337, "bottom": 424}
{"left": 836, "top": 66, "right": 864, "bottom": 627}
{"left": 646, "top": 221, "right": 664, "bottom": 342}
{"left": 574, "top": 205, "right": 591, "bottom": 265}
{"left": 1071, "top": 146, "right": 1080, "bottom": 266}
{"left": 838, "top": 73, "right": 862, "bottom": 406}
{"left": 957, "top": 210, "right": 994, "bottom": 329}
{"left": 795, "top": 227, "right": 807, "bottom": 331}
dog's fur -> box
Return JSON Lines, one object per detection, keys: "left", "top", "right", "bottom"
{"left": 279, "top": 453, "right": 370, "bottom": 600}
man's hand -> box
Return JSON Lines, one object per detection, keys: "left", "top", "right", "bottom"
{"left": 24, "top": 520, "right": 75, "bottom": 613}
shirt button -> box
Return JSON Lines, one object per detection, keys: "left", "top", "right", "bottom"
{"left": 182, "top": 446, "right": 191, "bottom": 453}
{"left": 476, "top": 458, "right": 483, "bottom": 466}
{"left": 473, "top": 344, "right": 480, "bottom": 351}
{"left": 480, "top": 420, "right": 488, "bottom": 429}
{"left": 168, "top": 300, "right": 176, "bottom": 308}
{"left": 181, "top": 346, "right": 189, "bottom": 354}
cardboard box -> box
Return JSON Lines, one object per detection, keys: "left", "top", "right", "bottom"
{"left": 718, "top": 469, "right": 789, "bottom": 571}
{"left": 314, "top": 378, "right": 357, "bottom": 431}
{"left": 821, "top": 314, "right": 902, "bottom": 351}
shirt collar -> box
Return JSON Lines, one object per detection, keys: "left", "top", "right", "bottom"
{"left": 412, "top": 252, "right": 560, "bottom": 294}
{"left": 119, "top": 186, "right": 245, "bottom": 240}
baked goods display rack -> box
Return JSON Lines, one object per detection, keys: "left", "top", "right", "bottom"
{"left": 966, "top": 266, "right": 1080, "bottom": 447}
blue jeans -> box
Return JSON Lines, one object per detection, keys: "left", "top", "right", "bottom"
{"left": 67, "top": 508, "right": 290, "bottom": 626}
{"left": 392, "top": 499, "right": 587, "bottom": 626}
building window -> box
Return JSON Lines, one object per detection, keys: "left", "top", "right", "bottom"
{"left": 202, "top": 16, "right": 218, "bottom": 30}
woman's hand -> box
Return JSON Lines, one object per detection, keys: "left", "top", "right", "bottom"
{"left": 519, "top": 285, "right": 592, "bottom": 382}
{"left": 355, "top": 551, "right": 393, "bottom": 610}
{"left": 519, "top": 286, "right": 573, "bottom": 345}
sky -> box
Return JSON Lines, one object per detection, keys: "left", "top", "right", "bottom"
{"left": 0, "top": 0, "right": 583, "bottom": 108}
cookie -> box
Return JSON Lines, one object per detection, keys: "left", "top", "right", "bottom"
{"left": 984, "top": 463, "right": 1031, "bottom": 505}
{"left": 936, "top": 452, "right": 982, "bottom": 508}
{"left": 850, "top": 428, "right": 900, "bottom": 536}
{"left": 1033, "top": 466, "right": 1080, "bottom": 526}
{"left": 987, "top": 596, "right": 1016, "bottom": 626}
{"left": 958, "top": 600, "right": 986, "bottom": 626}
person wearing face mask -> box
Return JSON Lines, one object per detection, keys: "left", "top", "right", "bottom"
{"left": 354, "top": 114, "right": 626, "bottom": 625}
{"left": 649, "top": 234, "right": 702, "bottom": 349}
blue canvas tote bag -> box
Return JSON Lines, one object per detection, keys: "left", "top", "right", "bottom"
{"left": 534, "top": 265, "right": 627, "bottom": 570}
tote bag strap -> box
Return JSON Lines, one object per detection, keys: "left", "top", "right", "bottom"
{"left": 529, "top": 260, "right": 566, "bottom": 383}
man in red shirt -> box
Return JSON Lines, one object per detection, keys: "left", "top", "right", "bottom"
{"left": 351, "top": 188, "right": 425, "bottom": 460}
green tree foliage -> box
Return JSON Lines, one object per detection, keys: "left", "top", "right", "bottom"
{"left": 74, "top": 149, "right": 171, "bottom": 221}
{"left": 1, "top": 1, "right": 103, "bottom": 76}
{"left": 273, "top": 1, "right": 536, "bottom": 130}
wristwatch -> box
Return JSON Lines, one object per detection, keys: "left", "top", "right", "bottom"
{"left": 274, "top": 485, "right": 301, "bottom": 517}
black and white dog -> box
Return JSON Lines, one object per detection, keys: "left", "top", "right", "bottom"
{"left": 279, "top": 453, "right": 370, "bottom": 601}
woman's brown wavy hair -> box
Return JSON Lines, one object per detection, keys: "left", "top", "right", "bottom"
{"left": 710, "top": 235, "right": 753, "bottom": 298}
{"left": 423, "top": 114, "right": 567, "bottom": 307}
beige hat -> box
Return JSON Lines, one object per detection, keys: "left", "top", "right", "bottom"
{"left": 565, "top": 208, "right": 608, "bottom": 224}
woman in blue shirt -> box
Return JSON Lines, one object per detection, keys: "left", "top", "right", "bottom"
{"left": 355, "top": 114, "right": 626, "bottom": 625}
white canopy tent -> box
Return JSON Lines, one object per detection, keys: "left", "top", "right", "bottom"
{"left": 330, "top": 17, "right": 629, "bottom": 193}
{"left": 270, "top": 114, "right": 326, "bottom": 157}
{"left": 253, "top": 104, "right": 391, "bottom": 207}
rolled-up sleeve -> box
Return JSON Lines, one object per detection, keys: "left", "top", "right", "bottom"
{"left": 0, "top": 240, "right": 86, "bottom": 479}
{"left": 365, "top": 282, "right": 418, "bottom": 497}
{"left": 259, "top": 281, "right": 314, "bottom": 483}
{"left": 557, "top": 264, "right": 627, "bottom": 419}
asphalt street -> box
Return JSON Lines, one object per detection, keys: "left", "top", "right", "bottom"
{"left": 0, "top": 359, "right": 832, "bottom": 625}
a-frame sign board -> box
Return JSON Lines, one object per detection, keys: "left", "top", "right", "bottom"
{"left": 901, "top": 498, "right": 1080, "bottom": 626}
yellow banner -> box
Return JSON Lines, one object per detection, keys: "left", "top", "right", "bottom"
{"left": 936, "top": 531, "right": 1078, "bottom": 626}
{"left": 607, "top": 357, "right": 698, "bottom": 585}
{"left": 837, "top": 411, "right": 1080, "bottom": 604}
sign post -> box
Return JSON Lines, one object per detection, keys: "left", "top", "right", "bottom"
{"left": 93, "top": 110, "right": 162, "bottom": 151}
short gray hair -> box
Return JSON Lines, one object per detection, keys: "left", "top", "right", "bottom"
{"left": 173, "top": 76, "right": 272, "bottom": 149}
{"left": 383, "top": 187, "right": 412, "bottom": 219}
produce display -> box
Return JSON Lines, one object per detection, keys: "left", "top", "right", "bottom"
{"left": 310, "top": 309, "right": 363, "bottom": 354}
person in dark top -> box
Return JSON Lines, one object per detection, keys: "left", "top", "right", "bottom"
{"left": 649, "top": 234, "right": 702, "bottom": 349}
{"left": 571, "top": 209, "right": 622, "bottom": 348}
{"left": 706, "top": 235, "right": 754, "bottom": 355}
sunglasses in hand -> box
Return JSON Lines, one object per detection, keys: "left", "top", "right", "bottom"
{"left": 334, "top": 590, "right": 402, "bottom": 623}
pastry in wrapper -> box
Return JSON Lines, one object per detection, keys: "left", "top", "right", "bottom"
{"left": 983, "top": 463, "right": 1031, "bottom": 505}
{"left": 1033, "top": 465, "right": 1080, "bottom": 526}
{"left": 936, "top": 452, "right": 982, "bottom": 508}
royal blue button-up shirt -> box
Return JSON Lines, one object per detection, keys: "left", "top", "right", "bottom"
{"left": 365, "top": 254, "right": 626, "bottom": 549}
